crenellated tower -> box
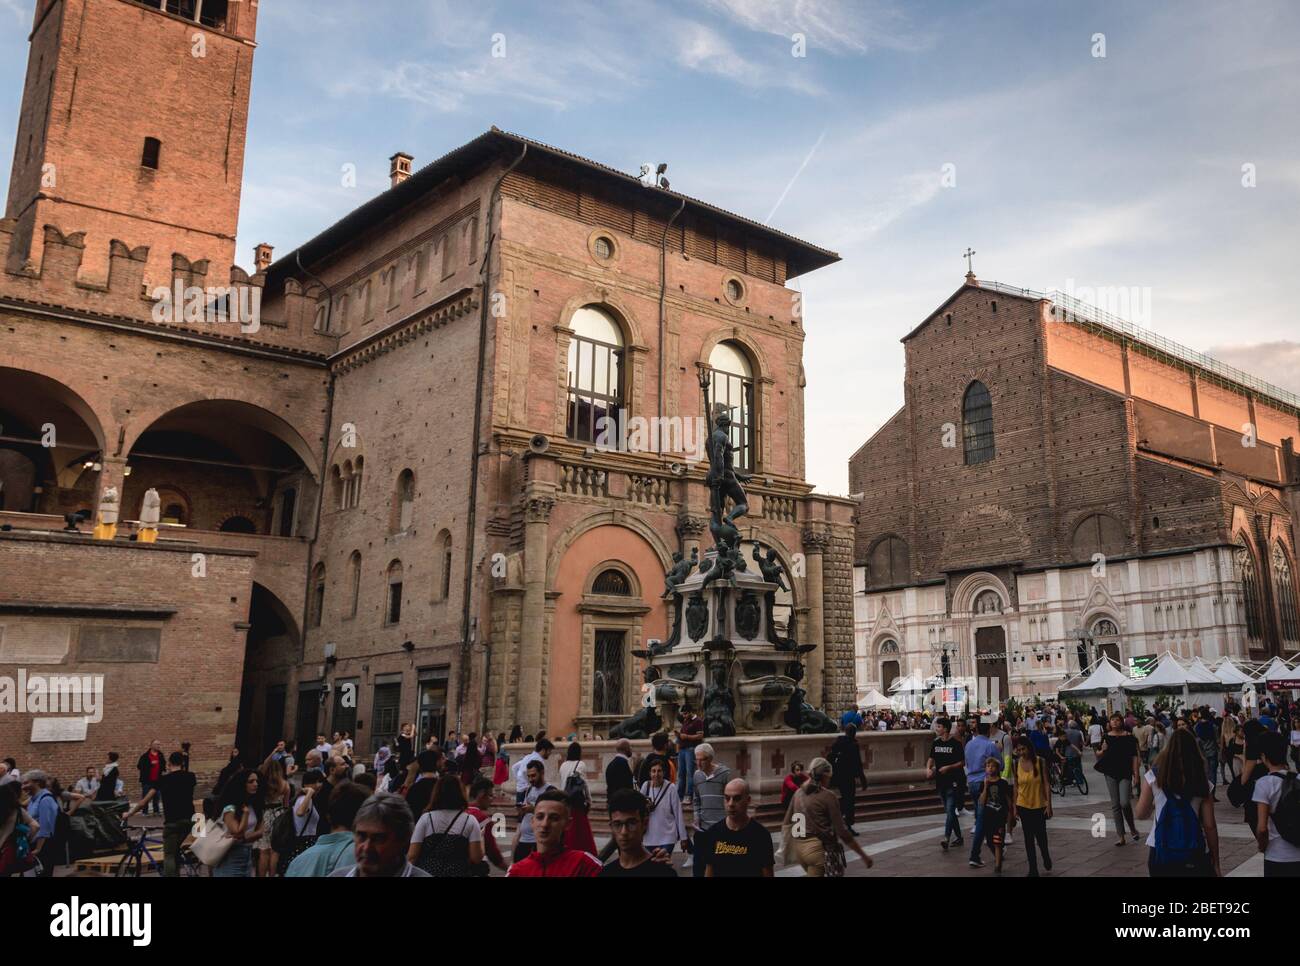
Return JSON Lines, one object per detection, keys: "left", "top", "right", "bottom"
{"left": 4, "top": 0, "right": 258, "bottom": 290}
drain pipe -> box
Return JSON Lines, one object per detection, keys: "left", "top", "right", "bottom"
{"left": 457, "top": 143, "right": 528, "bottom": 734}
{"left": 295, "top": 251, "right": 333, "bottom": 668}
{"left": 657, "top": 197, "right": 686, "bottom": 455}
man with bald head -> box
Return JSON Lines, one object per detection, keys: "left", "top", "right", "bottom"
{"left": 703, "top": 778, "right": 773, "bottom": 877}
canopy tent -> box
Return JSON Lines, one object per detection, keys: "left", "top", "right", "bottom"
{"left": 1125, "top": 652, "right": 1223, "bottom": 694}
{"left": 1257, "top": 656, "right": 1300, "bottom": 692}
{"left": 1057, "top": 657, "right": 1132, "bottom": 700}
{"left": 1208, "top": 657, "right": 1255, "bottom": 687}
{"left": 857, "top": 688, "right": 895, "bottom": 711}
{"left": 886, "top": 668, "right": 936, "bottom": 694}
{"left": 1124, "top": 652, "right": 1225, "bottom": 712}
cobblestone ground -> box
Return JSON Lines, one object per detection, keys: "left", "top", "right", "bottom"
{"left": 79, "top": 756, "right": 1263, "bottom": 878}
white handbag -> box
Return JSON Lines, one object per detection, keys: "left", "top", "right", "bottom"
{"left": 189, "top": 817, "right": 236, "bottom": 867}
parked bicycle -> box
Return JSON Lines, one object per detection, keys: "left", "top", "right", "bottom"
{"left": 115, "top": 822, "right": 202, "bottom": 877}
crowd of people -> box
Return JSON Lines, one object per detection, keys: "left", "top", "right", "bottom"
{"left": 907, "top": 692, "right": 1300, "bottom": 878}
{"left": 4, "top": 692, "right": 1299, "bottom": 879}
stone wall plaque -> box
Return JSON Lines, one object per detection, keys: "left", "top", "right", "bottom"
{"left": 77, "top": 625, "right": 162, "bottom": 663}
{"left": 0, "top": 623, "right": 73, "bottom": 664}
{"left": 31, "top": 716, "right": 90, "bottom": 743}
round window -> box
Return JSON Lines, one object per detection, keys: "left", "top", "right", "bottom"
{"left": 725, "top": 278, "right": 743, "bottom": 302}
{"left": 593, "top": 235, "right": 614, "bottom": 260}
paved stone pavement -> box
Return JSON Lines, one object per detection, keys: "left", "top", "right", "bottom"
{"left": 785, "top": 779, "right": 1260, "bottom": 878}
{"left": 614, "top": 760, "right": 1263, "bottom": 879}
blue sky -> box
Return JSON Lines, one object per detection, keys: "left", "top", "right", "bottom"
{"left": 2, "top": 0, "right": 1297, "bottom": 493}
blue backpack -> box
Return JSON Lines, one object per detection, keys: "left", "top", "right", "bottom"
{"left": 1153, "top": 791, "right": 1205, "bottom": 869}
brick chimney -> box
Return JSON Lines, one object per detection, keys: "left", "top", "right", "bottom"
{"left": 389, "top": 152, "right": 414, "bottom": 189}
{"left": 254, "top": 242, "right": 274, "bottom": 272}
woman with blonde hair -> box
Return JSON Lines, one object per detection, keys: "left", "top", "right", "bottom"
{"left": 780, "top": 757, "right": 873, "bottom": 877}
{"left": 255, "top": 757, "right": 292, "bottom": 877}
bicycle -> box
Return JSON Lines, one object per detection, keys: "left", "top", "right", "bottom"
{"left": 1049, "top": 758, "right": 1087, "bottom": 796}
{"left": 115, "top": 822, "right": 202, "bottom": 877}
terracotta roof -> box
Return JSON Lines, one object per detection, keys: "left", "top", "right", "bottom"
{"left": 266, "top": 128, "right": 839, "bottom": 287}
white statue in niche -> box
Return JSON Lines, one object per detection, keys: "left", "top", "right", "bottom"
{"left": 98, "top": 486, "right": 119, "bottom": 525}
{"left": 139, "top": 488, "right": 161, "bottom": 527}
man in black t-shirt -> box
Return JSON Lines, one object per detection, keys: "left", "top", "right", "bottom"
{"left": 927, "top": 717, "right": 965, "bottom": 850}
{"left": 703, "top": 779, "right": 773, "bottom": 877}
{"left": 124, "top": 751, "right": 196, "bottom": 877}
{"left": 599, "top": 788, "right": 677, "bottom": 877}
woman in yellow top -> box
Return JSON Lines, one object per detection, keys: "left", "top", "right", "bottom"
{"left": 1013, "top": 737, "right": 1053, "bottom": 876}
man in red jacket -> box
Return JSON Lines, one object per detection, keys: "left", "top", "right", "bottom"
{"left": 506, "top": 790, "right": 600, "bottom": 877}
{"left": 136, "top": 740, "right": 165, "bottom": 816}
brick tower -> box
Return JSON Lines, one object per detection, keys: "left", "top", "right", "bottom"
{"left": 4, "top": 0, "right": 258, "bottom": 289}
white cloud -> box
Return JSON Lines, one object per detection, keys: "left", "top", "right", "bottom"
{"left": 1202, "top": 341, "right": 1300, "bottom": 399}
{"left": 700, "top": 0, "right": 931, "bottom": 53}
{"left": 670, "top": 20, "right": 821, "bottom": 92}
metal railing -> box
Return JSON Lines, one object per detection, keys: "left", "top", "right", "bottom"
{"left": 975, "top": 279, "right": 1300, "bottom": 411}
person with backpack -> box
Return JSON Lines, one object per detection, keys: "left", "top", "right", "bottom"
{"left": 1250, "top": 731, "right": 1300, "bottom": 876}
{"left": 20, "top": 770, "right": 62, "bottom": 876}
{"left": 1136, "top": 727, "right": 1219, "bottom": 876}
{"left": 558, "top": 741, "right": 596, "bottom": 854}
{"left": 285, "top": 781, "right": 366, "bottom": 876}
{"left": 408, "top": 775, "right": 483, "bottom": 876}
{"left": 255, "top": 757, "right": 292, "bottom": 877}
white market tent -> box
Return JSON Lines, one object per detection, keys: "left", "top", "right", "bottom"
{"left": 1209, "top": 657, "right": 1255, "bottom": 687}
{"left": 1057, "top": 657, "right": 1133, "bottom": 700}
{"left": 857, "top": 688, "right": 894, "bottom": 711}
{"left": 1257, "top": 656, "right": 1300, "bottom": 692}
{"left": 1125, "top": 651, "right": 1228, "bottom": 710}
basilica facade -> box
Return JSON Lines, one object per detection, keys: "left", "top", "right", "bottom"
{"left": 850, "top": 275, "right": 1300, "bottom": 704}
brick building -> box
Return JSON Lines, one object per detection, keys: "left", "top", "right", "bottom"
{"left": 850, "top": 274, "right": 1300, "bottom": 704}
{"left": 0, "top": 0, "right": 854, "bottom": 781}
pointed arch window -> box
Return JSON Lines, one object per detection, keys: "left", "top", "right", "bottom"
{"left": 1236, "top": 536, "right": 1266, "bottom": 648}
{"left": 1273, "top": 543, "right": 1299, "bottom": 650}
{"left": 707, "top": 341, "right": 755, "bottom": 472}
{"left": 566, "top": 306, "right": 624, "bottom": 445}
{"left": 962, "top": 380, "right": 995, "bottom": 465}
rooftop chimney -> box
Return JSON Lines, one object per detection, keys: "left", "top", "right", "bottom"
{"left": 390, "top": 152, "right": 414, "bottom": 189}
{"left": 254, "top": 242, "right": 274, "bottom": 272}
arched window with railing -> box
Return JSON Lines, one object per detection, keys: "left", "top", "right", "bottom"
{"left": 566, "top": 306, "right": 624, "bottom": 444}
{"left": 706, "top": 341, "right": 756, "bottom": 472}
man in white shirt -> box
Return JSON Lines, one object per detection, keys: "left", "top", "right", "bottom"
{"left": 1252, "top": 731, "right": 1300, "bottom": 877}
{"left": 73, "top": 767, "right": 100, "bottom": 798}
{"left": 511, "top": 738, "right": 553, "bottom": 806}
{"left": 314, "top": 734, "right": 333, "bottom": 764}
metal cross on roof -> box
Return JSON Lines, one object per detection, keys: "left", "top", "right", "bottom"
{"left": 963, "top": 247, "right": 976, "bottom": 274}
